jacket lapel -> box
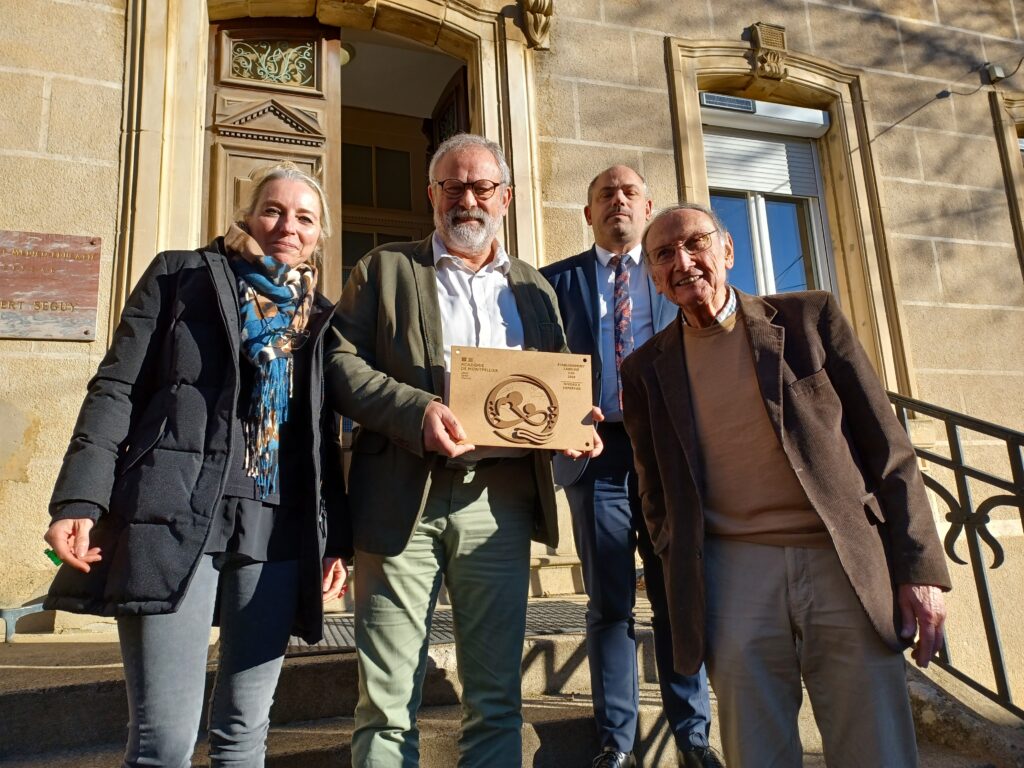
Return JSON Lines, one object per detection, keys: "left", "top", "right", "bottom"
{"left": 737, "top": 290, "right": 785, "bottom": 442}
{"left": 509, "top": 257, "right": 544, "bottom": 350}
{"left": 652, "top": 319, "right": 703, "bottom": 488}
{"left": 202, "top": 248, "right": 241, "bottom": 360}
{"left": 410, "top": 235, "right": 446, "bottom": 397}
{"left": 580, "top": 248, "right": 601, "bottom": 358}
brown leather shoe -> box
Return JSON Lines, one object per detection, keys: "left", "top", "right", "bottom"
{"left": 679, "top": 746, "right": 726, "bottom": 768}
{"left": 592, "top": 748, "right": 637, "bottom": 768}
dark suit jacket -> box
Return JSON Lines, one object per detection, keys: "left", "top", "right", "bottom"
{"left": 324, "top": 234, "right": 568, "bottom": 556}
{"left": 621, "top": 289, "right": 951, "bottom": 675}
{"left": 541, "top": 247, "right": 676, "bottom": 486}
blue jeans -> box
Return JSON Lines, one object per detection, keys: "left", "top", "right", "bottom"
{"left": 566, "top": 423, "right": 711, "bottom": 753}
{"left": 118, "top": 553, "right": 300, "bottom": 767}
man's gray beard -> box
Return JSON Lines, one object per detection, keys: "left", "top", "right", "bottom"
{"left": 436, "top": 207, "right": 501, "bottom": 252}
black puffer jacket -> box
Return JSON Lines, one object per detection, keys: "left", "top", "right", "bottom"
{"left": 44, "top": 240, "right": 349, "bottom": 643}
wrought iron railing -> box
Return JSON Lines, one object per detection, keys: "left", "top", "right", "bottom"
{"left": 889, "top": 392, "right": 1024, "bottom": 719}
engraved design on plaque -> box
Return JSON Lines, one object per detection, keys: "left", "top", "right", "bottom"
{"left": 231, "top": 40, "right": 315, "bottom": 87}
{"left": 484, "top": 375, "right": 559, "bottom": 446}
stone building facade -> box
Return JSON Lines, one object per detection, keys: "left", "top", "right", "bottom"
{"left": 1, "top": 0, "right": 1022, "bottom": 688}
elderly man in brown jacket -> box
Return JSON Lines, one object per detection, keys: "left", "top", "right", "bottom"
{"left": 621, "top": 202, "right": 951, "bottom": 767}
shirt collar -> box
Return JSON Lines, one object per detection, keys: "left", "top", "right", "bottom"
{"left": 595, "top": 243, "right": 643, "bottom": 269}
{"left": 681, "top": 285, "right": 737, "bottom": 326}
{"left": 432, "top": 231, "right": 511, "bottom": 275}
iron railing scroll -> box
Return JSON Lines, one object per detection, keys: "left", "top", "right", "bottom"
{"left": 889, "top": 392, "right": 1024, "bottom": 720}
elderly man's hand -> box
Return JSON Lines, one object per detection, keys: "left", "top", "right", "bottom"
{"left": 561, "top": 406, "right": 605, "bottom": 460}
{"left": 898, "top": 583, "right": 946, "bottom": 668}
{"left": 423, "top": 400, "right": 476, "bottom": 458}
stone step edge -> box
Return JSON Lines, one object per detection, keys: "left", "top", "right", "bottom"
{"left": 3, "top": 695, "right": 687, "bottom": 768}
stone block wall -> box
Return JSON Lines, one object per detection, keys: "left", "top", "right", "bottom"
{"left": 533, "top": 0, "right": 1024, "bottom": 431}
{"left": 532, "top": 0, "right": 1024, "bottom": 701}
{"left": 0, "top": 0, "right": 127, "bottom": 611}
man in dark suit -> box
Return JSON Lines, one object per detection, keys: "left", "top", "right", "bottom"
{"left": 541, "top": 167, "right": 716, "bottom": 768}
{"left": 325, "top": 133, "right": 600, "bottom": 768}
{"left": 622, "top": 202, "right": 951, "bottom": 766}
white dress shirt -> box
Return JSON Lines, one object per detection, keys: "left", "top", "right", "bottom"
{"left": 594, "top": 243, "right": 655, "bottom": 421}
{"left": 432, "top": 232, "right": 527, "bottom": 460}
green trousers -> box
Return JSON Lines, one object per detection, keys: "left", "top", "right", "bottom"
{"left": 352, "top": 457, "right": 536, "bottom": 768}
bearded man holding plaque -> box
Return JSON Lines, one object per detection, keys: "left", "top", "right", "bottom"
{"left": 325, "top": 133, "right": 602, "bottom": 768}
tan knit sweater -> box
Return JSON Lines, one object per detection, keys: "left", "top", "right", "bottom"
{"left": 683, "top": 312, "right": 832, "bottom": 548}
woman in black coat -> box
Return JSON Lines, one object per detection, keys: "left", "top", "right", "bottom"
{"left": 43, "top": 162, "right": 349, "bottom": 767}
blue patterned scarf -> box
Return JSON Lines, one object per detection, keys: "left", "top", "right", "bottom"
{"left": 225, "top": 224, "right": 317, "bottom": 498}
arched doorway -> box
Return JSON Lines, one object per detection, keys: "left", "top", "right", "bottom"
{"left": 115, "top": 0, "right": 544, "bottom": 315}
{"left": 202, "top": 19, "right": 468, "bottom": 298}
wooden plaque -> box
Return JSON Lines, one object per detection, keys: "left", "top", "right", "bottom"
{"left": 0, "top": 231, "right": 101, "bottom": 341}
{"left": 448, "top": 346, "right": 594, "bottom": 451}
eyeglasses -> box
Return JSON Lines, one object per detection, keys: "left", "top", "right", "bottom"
{"left": 647, "top": 230, "right": 719, "bottom": 266}
{"left": 432, "top": 178, "right": 505, "bottom": 200}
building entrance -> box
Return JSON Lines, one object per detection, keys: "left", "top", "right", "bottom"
{"left": 202, "top": 19, "right": 467, "bottom": 299}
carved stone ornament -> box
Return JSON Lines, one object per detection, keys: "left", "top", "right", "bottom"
{"left": 751, "top": 21, "right": 789, "bottom": 81}
{"left": 518, "top": 0, "right": 553, "bottom": 50}
{"left": 216, "top": 99, "right": 326, "bottom": 148}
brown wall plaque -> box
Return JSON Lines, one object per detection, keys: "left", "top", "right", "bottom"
{"left": 0, "top": 231, "right": 101, "bottom": 341}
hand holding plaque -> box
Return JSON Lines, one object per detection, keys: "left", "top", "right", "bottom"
{"left": 448, "top": 346, "right": 594, "bottom": 451}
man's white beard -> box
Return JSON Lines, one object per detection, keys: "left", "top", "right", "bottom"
{"left": 437, "top": 206, "right": 501, "bottom": 252}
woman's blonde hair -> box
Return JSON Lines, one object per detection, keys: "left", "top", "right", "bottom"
{"left": 236, "top": 161, "right": 333, "bottom": 265}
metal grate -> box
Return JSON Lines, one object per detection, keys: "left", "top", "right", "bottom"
{"left": 288, "top": 599, "right": 594, "bottom": 656}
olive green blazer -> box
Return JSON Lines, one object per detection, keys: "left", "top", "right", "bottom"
{"left": 324, "top": 235, "right": 567, "bottom": 556}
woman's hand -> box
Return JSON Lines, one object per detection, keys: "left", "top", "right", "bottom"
{"left": 43, "top": 519, "right": 103, "bottom": 573}
{"left": 321, "top": 557, "right": 349, "bottom": 602}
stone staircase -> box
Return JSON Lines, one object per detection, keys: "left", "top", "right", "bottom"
{"left": 2, "top": 601, "right": 1022, "bottom": 767}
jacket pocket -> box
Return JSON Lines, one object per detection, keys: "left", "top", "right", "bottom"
{"left": 653, "top": 527, "right": 671, "bottom": 555}
{"left": 787, "top": 368, "right": 830, "bottom": 398}
{"left": 862, "top": 492, "right": 886, "bottom": 524}
{"left": 352, "top": 428, "right": 389, "bottom": 454}
{"left": 118, "top": 417, "right": 168, "bottom": 476}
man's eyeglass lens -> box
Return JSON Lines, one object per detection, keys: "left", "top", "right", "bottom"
{"left": 434, "top": 179, "right": 503, "bottom": 200}
{"left": 650, "top": 231, "right": 717, "bottom": 265}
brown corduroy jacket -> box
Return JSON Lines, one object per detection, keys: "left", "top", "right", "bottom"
{"left": 621, "top": 289, "right": 951, "bottom": 675}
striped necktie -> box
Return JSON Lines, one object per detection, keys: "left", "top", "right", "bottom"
{"left": 610, "top": 254, "right": 633, "bottom": 410}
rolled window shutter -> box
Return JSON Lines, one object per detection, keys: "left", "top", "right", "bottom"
{"left": 704, "top": 128, "right": 820, "bottom": 197}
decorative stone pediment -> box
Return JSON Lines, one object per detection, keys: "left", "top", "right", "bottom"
{"left": 214, "top": 97, "right": 326, "bottom": 147}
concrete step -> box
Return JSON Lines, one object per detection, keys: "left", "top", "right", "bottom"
{"left": 0, "top": 697, "right": 640, "bottom": 768}
{"left": 0, "top": 628, "right": 582, "bottom": 759}
{"left": 3, "top": 693, "right": 999, "bottom": 768}
{"left": 3, "top": 628, "right": 1022, "bottom": 766}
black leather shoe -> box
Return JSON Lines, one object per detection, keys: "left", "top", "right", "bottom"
{"left": 679, "top": 746, "right": 726, "bottom": 768}
{"left": 592, "top": 748, "right": 637, "bottom": 768}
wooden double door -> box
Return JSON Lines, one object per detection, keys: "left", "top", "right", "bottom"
{"left": 203, "top": 19, "right": 468, "bottom": 300}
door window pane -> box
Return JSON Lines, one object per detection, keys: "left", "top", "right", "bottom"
{"left": 711, "top": 193, "right": 757, "bottom": 295}
{"left": 765, "top": 197, "right": 814, "bottom": 293}
{"left": 342, "top": 230, "right": 375, "bottom": 273}
{"left": 375, "top": 148, "right": 412, "bottom": 210}
{"left": 342, "top": 144, "right": 373, "bottom": 207}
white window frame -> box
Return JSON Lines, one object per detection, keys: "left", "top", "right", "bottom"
{"left": 703, "top": 122, "right": 837, "bottom": 297}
